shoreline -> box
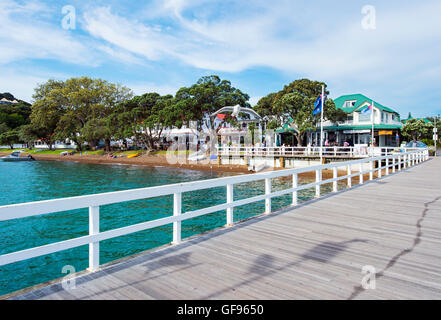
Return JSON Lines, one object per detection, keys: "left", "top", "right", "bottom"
{"left": 0, "top": 152, "right": 374, "bottom": 180}
{"left": 0, "top": 152, "right": 251, "bottom": 174}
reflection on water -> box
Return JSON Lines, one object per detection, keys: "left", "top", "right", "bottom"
{"left": 0, "top": 160, "right": 347, "bottom": 295}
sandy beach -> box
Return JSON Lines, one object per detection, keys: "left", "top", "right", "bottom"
{"left": 0, "top": 152, "right": 252, "bottom": 173}
{"left": 0, "top": 151, "right": 378, "bottom": 181}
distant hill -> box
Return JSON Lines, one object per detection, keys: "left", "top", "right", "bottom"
{"left": 0, "top": 92, "right": 31, "bottom": 106}
{"left": 0, "top": 93, "right": 32, "bottom": 134}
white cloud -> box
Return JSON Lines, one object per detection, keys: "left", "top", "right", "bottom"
{"left": 0, "top": 0, "right": 100, "bottom": 66}
{"left": 80, "top": 0, "right": 441, "bottom": 82}
{"left": 83, "top": 7, "right": 175, "bottom": 61}
{"left": 2, "top": 0, "right": 441, "bottom": 117}
{"left": 0, "top": 69, "right": 53, "bottom": 102}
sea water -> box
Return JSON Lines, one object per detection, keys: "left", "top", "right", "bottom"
{"left": 0, "top": 160, "right": 335, "bottom": 295}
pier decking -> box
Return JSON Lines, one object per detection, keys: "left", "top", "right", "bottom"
{"left": 8, "top": 156, "right": 441, "bottom": 300}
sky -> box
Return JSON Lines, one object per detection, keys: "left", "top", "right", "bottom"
{"left": 1, "top": 0, "right": 440, "bottom": 118}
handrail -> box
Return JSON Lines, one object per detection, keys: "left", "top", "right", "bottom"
{"left": 0, "top": 149, "right": 429, "bottom": 271}
{"left": 216, "top": 146, "right": 417, "bottom": 158}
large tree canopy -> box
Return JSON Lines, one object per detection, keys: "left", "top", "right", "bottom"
{"left": 30, "top": 77, "right": 133, "bottom": 150}
{"left": 175, "top": 75, "right": 250, "bottom": 132}
{"left": 254, "top": 79, "right": 346, "bottom": 146}
{"left": 402, "top": 119, "right": 433, "bottom": 141}
{"left": 109, "top": 93, "right": 180, "bottom": 150}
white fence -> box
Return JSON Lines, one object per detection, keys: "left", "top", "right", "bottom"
{"left": 217, "top": 146, "right": 416, "bottom": 158}
{"left": 0, "top": 149, "right": 429, "bottom": 273}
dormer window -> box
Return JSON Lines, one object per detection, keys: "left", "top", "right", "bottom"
{"left": 344, "top": 100, "right": 356, "bottom": 108}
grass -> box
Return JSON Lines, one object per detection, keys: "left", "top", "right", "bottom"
{"left": 0, "top": 148, "right": 185, "bottom": 156}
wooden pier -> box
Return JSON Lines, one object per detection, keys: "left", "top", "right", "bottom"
{"left": 6, "top": 155, "right": 441, "bottom": 300}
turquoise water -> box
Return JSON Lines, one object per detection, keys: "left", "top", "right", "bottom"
{"left": 0, "top": 160, "right": 339, "bottom": 296}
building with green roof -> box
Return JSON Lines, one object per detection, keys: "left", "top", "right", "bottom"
{"left": 401, "top": 113, "right": 433, "bottom": 124}
{"left": 308, "top": 94, "right": 403, "bottom": 147}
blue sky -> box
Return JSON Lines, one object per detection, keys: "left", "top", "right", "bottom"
{"left": 1, "top": 0, "right": 440, "bottom": 118}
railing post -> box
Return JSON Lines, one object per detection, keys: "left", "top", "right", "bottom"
{"left": 378, "top": 160, "right": 382, "bottom": 178}
{"left": 292, "top": 173, "right": 298, "bottom": 206}
{"left": 369, "top": 160, "right": 374, "bottom": 180}
{"left": 385, "top": 158, "right": 389, "bottom": 175}
{"left": 392, "top": 157, "right": 396, "bottom": 173}
{"left": 347, "top": 165, "right": 352, "bottom": 188}
{"left": 359, "top": 163, "right": 364, "bottom": 184}
{"left": 315, "top": 169, "right": 322, "bottom": 198}
{"left": 265, "top": 178, "right": 271, "bottom": 214}
{"left": 333, "top": 167, "right": 338, "bottom": 192}
{"left": 226, "top": 184, "right": 234, "bottom": 226}
{"left": 88, "top": 206, "right": 100, "bottom": 272}
{"left": 173, "top": 193, "right": 182, "bottom": 244}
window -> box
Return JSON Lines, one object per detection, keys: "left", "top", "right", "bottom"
{"left": 359, "top": 112, "right": 371, "bottom": 122}
{"left": 345, "top": 100, "right": 356, "bottom": 108}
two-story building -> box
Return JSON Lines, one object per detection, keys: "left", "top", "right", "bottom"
{"left": 309, "top": 94, "right": 403, "bottom": 147}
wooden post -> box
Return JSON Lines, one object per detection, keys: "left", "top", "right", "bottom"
{"left": 316, "top": 169, "right": 322, "bottom": 198}
{"left": 347, "top": 165, "right": 352, "bottom": 188}
{"left": 88, "top": 206, "right": 100, "bottom": 272}
{"left": 280, "top": 156, "right": 285, "bottom": 168}
{"left": 173, "top": 193, "right": 182, "bottom": 244}
{"left": 333, "top": 167, "right": 338, "bottom": 192}
{"left": 359, "top": 163, "right": 364, "bottom": 184}
{"left": 292, "top": 173, "right": 298, "bottom": 206}
{"left": 392, "top": 157, "right": 396, "bottom": 173}
{"left": 265, "top": 178, "right": 271, "bottom": 214}
{"left": 385, "top": 158, "right": 389, "bottom": 175}
{"left": 369, "top": 160, "right": 374, "bottom": 180}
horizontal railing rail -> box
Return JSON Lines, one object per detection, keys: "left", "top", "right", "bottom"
{"left": 0, "top": 149, "right": 429, "bottom": 272}
{"left": 217, "top": 146, "right": 418, "bottom": 158}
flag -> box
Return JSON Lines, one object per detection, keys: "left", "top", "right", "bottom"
{"left": 361, "top": 104, "right": 373, "bottom": 114}
{"left": 312, "top": 95, "right": 323, "bottom": 115}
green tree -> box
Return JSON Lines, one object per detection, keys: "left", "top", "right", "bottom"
{"left": 30, "top": 80, "right": 67, "bottom": 149}
{"left": 31, "top": 77, "right": 132, "bottom": 151}
{"left": 110, "top": 93, "right": 180, "bottom": 150}
{"left": 254, "top": 79, "right": 346, "bottom": 146}
{"left": 0, "top": 130, "right": 20, "bottom": 149}
{"left": 402, "top": 119, "right": 433, "bottom": 141}
{"left": 175, "top": 75, "right": 250, "bottom": 132}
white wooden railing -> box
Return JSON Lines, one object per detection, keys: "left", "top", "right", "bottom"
{"left": 0, "top": 149, "right": 429, "bottom": 273}
{"left": 217, "top": 146, "right": 417, "bottom": 158}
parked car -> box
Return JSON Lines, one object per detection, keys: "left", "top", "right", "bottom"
{"left": 405, "top": 141, "right": 428, "bottom": 148}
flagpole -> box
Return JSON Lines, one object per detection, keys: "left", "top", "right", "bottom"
{"left": 371, "top": 100, "right": 375, "bottom": 151}
{"left": 320, "top": 85, "right": 324, "bottom": 164}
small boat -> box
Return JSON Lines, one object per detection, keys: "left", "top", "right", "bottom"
{"left": 0, "top": 151, "right": 36, "bottom": 162}
{"left": 127, "top": 153, "right": 140, "bottom": 159}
